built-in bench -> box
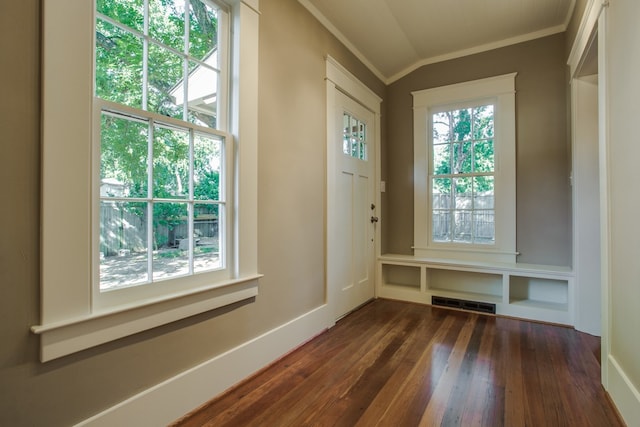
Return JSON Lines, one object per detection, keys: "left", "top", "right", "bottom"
{"left": 377, "top": 254, "right": 574, "bottom": 325}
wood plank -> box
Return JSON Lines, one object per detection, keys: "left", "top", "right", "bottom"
{"left": 171, "top": 299, "right": 624, "bottom": 427}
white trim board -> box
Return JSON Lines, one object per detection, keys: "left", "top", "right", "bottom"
{"left": 607, "top": 355, "right": 640, "bottom": 426}
{"left": 75, "top": 304, "right": 332, "bottom": 426}
{"left": 567, "top": 0, "right": 607, "bottom": 77}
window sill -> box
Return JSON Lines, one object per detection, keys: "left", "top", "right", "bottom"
{"left": 31, "top": 274, "right": 261, "bottom": 362}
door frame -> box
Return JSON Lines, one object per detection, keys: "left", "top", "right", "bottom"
{"left": 567, "top": 0, "right": 610, "bottom": 387}
{"left": 325, "top": 56, "right": 382, "bottom": 321}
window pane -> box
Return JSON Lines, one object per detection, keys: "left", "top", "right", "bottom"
{"left": 185, "top": 61, "right": 219, "bottom": 128}
{"left": 189, "top": 0, "right": 218, "bottom": 60}
{"left": 350, "top": 116, "right": 359, "bottom": 158}
{"left": 149, "top": 0, "right": 185, "bottom": 52}
{"left": 474, "top": 176, "right": 494, "bottom": 209}
{"left": 474, "top": 140, "right": 494, "bottom": 172}
{"left": 432, "top": 112, "right": 451, "bottom": 144}
{"left": 454, "top": 210, "right": 472, "bottom": 243}
{"left": 432, "top": 210, "right": 450, "bottom": 242}
{"left": 194, "top": 203, "right": 222, "bottom": 273}
{"left": 454, "top": 177, "right": 472, "bottom": 209}
{"left": 433, "top": 143, "right": 450, "bottom": 175}
{"left": 432, "top": 178, "right": 451, "bottom": 209}
{"left": 148, "top": 43, "right": 184, "bottom": 119}
{"left": 194, "top": 133, "right": 222, "bottom": 201}
{"left": 343, "top": 113, "right": 350, "bottom": 155}
{"left": 97, "top": 0, "right": 144, "bottom": 32}
{"left": 473, "top": 105, "right": 494, "bottom": 140}
{"left": 453, "top": 142, "right": 472, "bottom": 173}
{"left": 100, "top": 113, "right": 149, "bottom": 198}
{"left": 452, "top": 108, "right": 472, "bottom": 141}
{"left": 153, "top": 202, "right": 189, "bottom": 280}
{"left": 359, "top": 121, "right": 367, "bottom": 160}
{"left": 100, "top": 201, "right": 149, "bottom": 290}
{"left": 473, "top": 211, "right": 495, "bottom": 244}
{"left": 153, "top": 125, "right": 189, "bottom": 199}
{"left": 95, "top": 19, "right": 143, "bottom": 109}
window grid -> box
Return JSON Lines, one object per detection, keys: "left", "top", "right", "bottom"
{"left": 431, "top": 105, "right": 495, "bottom": 245}
{"left": 342, "top": 112, "right": 368, "bottom": 161}
{"left": 98, "top": 108, "right": 226, "bottom": 290}
{"left": 95, "top": 0, "right": 224, "bottom": 129}
{"left": 96, "top": 0, "right": 228, "bottom": 291}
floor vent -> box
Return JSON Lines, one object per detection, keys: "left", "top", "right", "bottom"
{"left": 431, "top": 296, "right": 496, "bottom": 314}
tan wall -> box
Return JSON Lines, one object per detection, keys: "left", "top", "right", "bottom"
{"left": 0, "top": 1, "right": 383, "bottom": 425}
{"left": 607, "top": 0, "right": 640, "bottom": 415}
{"left": 384, "top": 34, "right": 571, "bottom": 266}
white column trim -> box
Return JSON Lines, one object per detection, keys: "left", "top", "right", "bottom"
{"left": 567, "top": 0, "right": 608, "bottom": 78}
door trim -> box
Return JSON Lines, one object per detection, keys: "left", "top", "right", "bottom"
{"left": 325, "top": 56, "right": 382, "bottom": 321}
{"left": 568, "top": 0, "right": 610, "bottom": 388}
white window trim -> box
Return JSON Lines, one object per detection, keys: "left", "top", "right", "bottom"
{"left": 412, "top": 73, "right": 517, "bottom": 263}
{"left": 33, "top": 0, "right": 261, "bottom": 362}
{"left": 91, "top": 101, "right": 234, "bottom": 310}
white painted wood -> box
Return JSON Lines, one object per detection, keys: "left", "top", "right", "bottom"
{"left": 38, "top": 0, "right": 261, "bottom": 360}
{"left": 600, "top": 0, "right": 640, "bottom": 414}
{"left": 325, "top": 57, "right": 381, "bottom": 321}
{"left": 567, "top": 0, "right": 606, "bottom": 78}
{"left": 332, "top": 91, "right": 376, "bottom": 319}
{"left": 32, "top": 276, "right": 261, "bottom": 362}
{"left": 325, "top": 56, "right": 382, "bottom": 112}
{"left": 412, "top": 74, "right": 517, "bottom": 264}
{"left": 378, "top": 254, "right": 574, "bottom": 325}
{"left": 607, "top": 355, "right": 640, "bottom": 427}
{"left": 42, "top": 0, "right": 94, "bottom": 324}
{"left": 232, "top": 0, "right": 260, "bottom": 278}
{"left": 601, "top": 2, "right": 640, "bottom": 422}
{"left": 597, "top": 7, "right": 612, "bottom": 390}
{"left": 571, "top": 76, "right": 601, "bottom": 336}
{"left": 74, "top": 303, "right": 331, "bottom": 427}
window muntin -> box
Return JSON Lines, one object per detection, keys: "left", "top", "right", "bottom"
{"left": 95, "top": 0, "right": 229, "bottom": 292}
{"left": 342, "top": 112, "right": 368, "bottom": 161}
{"left": 99, "top": 110, "right": 225, "bottom": 291}
{"left": 430, "top": 104, "right": 495, "bottom": 245}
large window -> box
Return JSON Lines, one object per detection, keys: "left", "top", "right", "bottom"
{"left": 95, "top": 0, "right": 229, "bottom": 292}
{"left": 36, "top": 0, "right": 260, "bottom": 362}
{"left": 431, "top": 104, "right": 495, "bottom": 244}
{"left": 413, "top": 74, "right": 517, "bottom": 263}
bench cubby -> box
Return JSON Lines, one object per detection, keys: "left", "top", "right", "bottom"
{"left": 378, "top": 254, "right": 574, "bottom": 325}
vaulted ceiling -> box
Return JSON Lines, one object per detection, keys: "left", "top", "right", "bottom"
{"left": 299, "top": 0, "right": 576, "bottom": 83}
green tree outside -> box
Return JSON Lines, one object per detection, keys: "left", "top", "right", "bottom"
{"left": 97, "top": 0, "right": 221, "bottom": 254}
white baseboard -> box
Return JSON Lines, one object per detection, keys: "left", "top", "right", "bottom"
{"left": 607, "top": 355, "right": 640, "bottom": 427}
{"left": 76, "top": 304, "right": 332, "bottom": 427}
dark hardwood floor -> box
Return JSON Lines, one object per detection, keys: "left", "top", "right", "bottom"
{"left": 171, "top": 299, "right": 624, "bottom": 427}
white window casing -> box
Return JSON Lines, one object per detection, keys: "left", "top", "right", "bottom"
{"left": 34, "top": 0, "right": 261, "bottom": 362}
{"left": 412, "top": 73, "right": 517, "bottom": 263}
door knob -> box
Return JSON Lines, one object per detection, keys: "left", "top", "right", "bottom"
{"left": 370, "top": 216, "right": 379, "bottom": 223}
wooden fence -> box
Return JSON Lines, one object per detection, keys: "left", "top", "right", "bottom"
{"left": 100, "top": 204, "right": 218, "bottom": 256}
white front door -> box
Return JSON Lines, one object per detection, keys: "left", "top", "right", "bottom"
{"left": 330, "top": 90, "right": 376, "bottom": 319}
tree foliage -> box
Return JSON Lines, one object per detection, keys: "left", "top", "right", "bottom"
{"left": 97, "top": 0, "right": 220, "bottom": 249}
{"left": 432, "top": 105, "right": 495, "bottom": 195}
